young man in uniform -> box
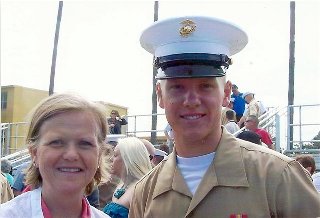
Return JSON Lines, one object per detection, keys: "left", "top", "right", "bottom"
{"left": 129, "top": 16, "right": 320, "bottom": 217}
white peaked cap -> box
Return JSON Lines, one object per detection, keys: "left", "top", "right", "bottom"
{"left": 155, "top": 148, "right": 168, "bottom": 157}
{"left": 140, "top": 16, "right": 248, "bottom": 58}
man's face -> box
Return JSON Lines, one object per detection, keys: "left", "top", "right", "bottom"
{"left": 157, "top": 77, "right": 229, "bottom": 142}
{"left": 232, "top": 86, "right": 237, "bottom": 94}
{"left": 244, "top": 117, "right": 256, "bottom": 131}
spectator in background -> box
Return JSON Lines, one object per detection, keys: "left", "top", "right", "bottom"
{"left": 159, "top": 143, "right": 170, "bottom": 155}
{"left": 103, "top": 137, "right": 152, "bottom": 218}
{"left": 295, "top": 155, "right": 316, "bottom": 176}
{"left": 231, "top": 84, "right": 246, "bottom": 122}
{"left": 238, "top": 92, "right": 266, "bottom": 127}
{"left": 140, "top": 138, "right": 156, "bottom": 161}
{"left": 0, "top": 93, "right": 111, "bottom": 218}
{"left": 164, "top": 123, "right": 174, "bottom": 153}
{"left": 11, "top": 161, "right": 30, "bottom": 197}
{"left": 237, "top": 131, "right": 263, "bottom": 146}
{"left": 0, "top": 172, "right": 14, "bottom": 203}
{"left": 152, "top": 148, "right": 168, "bottom": 166}
{"left": 224, "top": 110, "right": 240, "bottom": 135}
{"left": 108, "top": 110, "right": 127, "bottom": 135}
{"left": 244, "top": 115, "right": 274, "bottom": 150}
{"left": 221, "top": 98, "right": 235, "bottom": 125}
{"left": 1, "top": 159, "right": 14, "bottom": 187}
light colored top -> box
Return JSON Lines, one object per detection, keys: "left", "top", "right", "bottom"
{"left": 164, "top": 124, "right": 174, "bottom": 140}
{"left": 0, "top": 187, "right": 110, "bottom": 218}
{"left": 176, "top": 152, "right": 215, "bottom": 195}
{"left": 243, "top": 99, "right": 260, "bottom": 118}
{"left": 224, "top": 120, "right": 240, "bottom": 135}
{"left": 312, "top": 172, "right": 320, "bottom": 192}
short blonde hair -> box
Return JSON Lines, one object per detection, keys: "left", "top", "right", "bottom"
{"left": 25, "top": 92, "right": 111, "bottom": 195}
{"left": 116, "top": 137, "right": 152, "bottom": 185}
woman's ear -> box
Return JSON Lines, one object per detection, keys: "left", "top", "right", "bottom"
{"left": 29, "top": 145, "right": 38, "bottom": 166}
{"left": 222, "top": 80, "right": 232, "bottom": 107}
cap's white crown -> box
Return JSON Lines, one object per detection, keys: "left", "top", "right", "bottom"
{"left": 243, "top": 92, "right": 254, "bottom": 98}
{"left": 155, "top": 148, "right": 168, "bottom": 157}
{"left": 140, "top": 16, "right": 248, "bottom": 58}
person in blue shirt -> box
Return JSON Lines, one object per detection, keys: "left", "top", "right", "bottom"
{"left": 231, "top": 84, "right": 246, "bottom": 122}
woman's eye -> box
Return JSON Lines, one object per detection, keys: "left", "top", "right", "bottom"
{"left": 48, "top": 140, "right": 63, "bottom": 146}
{"left": 79, "top": 140, "right": 94, "bottom": 147}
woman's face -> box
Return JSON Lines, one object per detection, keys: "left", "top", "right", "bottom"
{"left": 31, "top": 111, "right": 100, "bottom": 196}
{"left": 110, "top": 111, "right": 117, "bottom": 119}
{"left": 111, "top": 146, "right": 124, "bottom": 178}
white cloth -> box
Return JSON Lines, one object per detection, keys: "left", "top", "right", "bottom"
{"left": 0, "top": 187, "right": 110, "bottom": 218}
{"left": 176, "top": 152, "right": 215, "bottom": 195}
{"left": 312, "top": 172, "right": 320, "bottom": 192}
{"left": 258, "top": 101, "right": 267, "bottom": 115}
{"left": 164, "top": 124, "right": 174, "bottom": 140}
{"left": 224, "top": 120, "right": 240, "bottom": 135}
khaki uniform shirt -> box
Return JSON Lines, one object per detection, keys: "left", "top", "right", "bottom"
{"left": 244, "top": 99, "right": 260, "bottom": 118}
{"left": 0, "top": 173, "right": 14, "bottom": 204}
{"left": 129, "top": 129, "right": 320, "bottom": 218}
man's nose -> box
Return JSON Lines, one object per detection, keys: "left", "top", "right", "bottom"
{"left": 183, "top": 88, "right": 201, "bottom": 108}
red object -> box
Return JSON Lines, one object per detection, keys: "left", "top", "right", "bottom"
{"left": 22, "top": 185, "right": 32, "bottom": 193}
{"left": 41, "top": 196, "right": 91, "bottom": 218}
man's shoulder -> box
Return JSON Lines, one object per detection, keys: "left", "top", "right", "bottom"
{"left": 237, "top": 139, "right": 292, "bottom": 163}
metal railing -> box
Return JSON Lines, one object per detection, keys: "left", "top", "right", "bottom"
{"left": 1, "top": 104, "right": 319, "bottom": 169}
{"left": 286, "top": 104, "right": 320, "bottom": 150}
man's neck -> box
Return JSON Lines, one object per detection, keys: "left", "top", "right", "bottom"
{"left": 174, "top": 129, "right": 222, "bottom": 157}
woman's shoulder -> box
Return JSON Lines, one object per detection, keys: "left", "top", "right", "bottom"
{"left": 0, "top": 191, "right": 33, "bottom": 217}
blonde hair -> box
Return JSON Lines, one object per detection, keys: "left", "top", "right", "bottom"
{"left": 25, "top": 92, "right": 111, "bottom": 195}
{"left": 116, "top": 137, "right": 152, "bottom": 186}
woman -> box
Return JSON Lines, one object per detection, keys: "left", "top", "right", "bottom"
{"left": 103, "top": 137, "right": 152, "bottom": 218}
{"left": 107, "top": 110, "right": 127, "bottom": 134}
{"left": 0, "top": 93, "right": 111, "bottom": 218}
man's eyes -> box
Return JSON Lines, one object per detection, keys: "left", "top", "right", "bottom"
{"left": 169, "top": 84, "right": 183, "bottom": 90}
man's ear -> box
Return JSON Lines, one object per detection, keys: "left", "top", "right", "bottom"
{"left": 156, "top": 83, "right": 165, "bottom": 109}
{"left": 222, "top": 80, "right": 232, "bottom": 107}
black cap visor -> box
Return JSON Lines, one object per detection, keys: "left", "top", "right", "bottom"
{"left": 154, "top": 53, "right": 230, "bottom": 80}
{"left": 156, "top": 65, "right": 225, "bottom": 80}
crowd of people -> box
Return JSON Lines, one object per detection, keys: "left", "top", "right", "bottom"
{"left": 1, "top": 14, "right": 320, "bottom": 217}
{"left": 220, "top": 83, "right": 275, "bottom": 150}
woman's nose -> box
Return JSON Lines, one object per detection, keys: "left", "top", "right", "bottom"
{"left": 63, "top": 143, "right": 79, "bottom": 160}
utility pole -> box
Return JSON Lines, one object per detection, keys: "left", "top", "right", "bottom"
{"left": 151, "top": 1, "right": 159, "bottom": 144}
{"left": 288, "top": 1, "right": 295, "bottom": 149}
{"left": 49, "top": 1, "right": 63, "bottom": 95}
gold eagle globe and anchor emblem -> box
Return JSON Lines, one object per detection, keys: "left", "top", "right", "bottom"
{"left": 179, "top": 19, "right": 196, "bottom": 37}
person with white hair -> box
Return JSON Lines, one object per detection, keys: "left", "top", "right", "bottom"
{"left": 103, "top": 137, "right": 152, "bottom": 218}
